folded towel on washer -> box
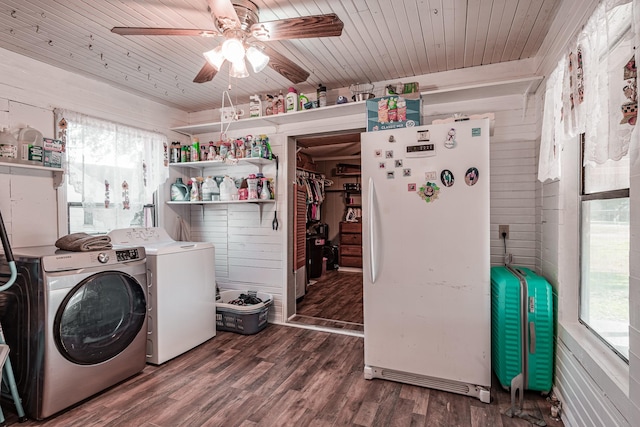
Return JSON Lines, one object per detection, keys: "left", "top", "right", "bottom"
{"left": 55, "top": 233, "right": 113, "bottom": 252}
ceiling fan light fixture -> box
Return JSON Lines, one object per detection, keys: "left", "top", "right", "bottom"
{"left": 229, "top": 58, "right": 250, "bottom": 78}
{"left": 246, "top": 45, "right": 270, "bottom": 73}
{"left": 221, "top": 38, "right": 245, "bottom": 63}
{"left": 203, "top": 46, "right": 225, "bottom": 70}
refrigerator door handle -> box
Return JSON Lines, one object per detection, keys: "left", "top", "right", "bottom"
{"left": 368, "top": 177, "right": 379, "bottom": 283}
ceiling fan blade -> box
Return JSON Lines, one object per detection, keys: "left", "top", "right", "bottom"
{"left": 207, "top": 0, "right": 240, "bottom": 30}
{"left": 251, "top": 14, "right": 344, "bottom": 41}
{"left": 111, "top": 27, "right": 218, "bottom": 37}
{"left": 263, "top": 46, "right": 310, "bottom": 84}
{"left": 193, "top": 62, "right": 219, "bottom": 83}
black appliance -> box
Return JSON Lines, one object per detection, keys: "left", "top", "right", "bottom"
{"left": 306, "top": 233, "right": 325, "bottom": 280}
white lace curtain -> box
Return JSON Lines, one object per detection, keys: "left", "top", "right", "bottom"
{"left": 55, "top": 109, "right": 169, "bottom": 232}
{"left": 538, "top": 0, "right": 637, "bottom": 181}
{"left": 538, "top": 61, "right": 566, "bottom": 182}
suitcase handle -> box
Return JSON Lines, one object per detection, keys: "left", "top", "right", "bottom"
{"left": 529, "top": 321, "right": 536, "bottom": 354}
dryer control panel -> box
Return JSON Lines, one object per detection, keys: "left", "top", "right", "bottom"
{"left": 37, "top": 247, "right": 146, "bottom": 272}
{"left": 116, "top": 248, "right": 141, "bottom": 262}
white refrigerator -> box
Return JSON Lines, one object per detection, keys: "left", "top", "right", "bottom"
{"left": 361, "top": 118, "right": 491, "bottom": 403}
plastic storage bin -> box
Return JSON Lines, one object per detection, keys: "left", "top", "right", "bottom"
{"left": 216, "top": 290, "right": 273, "bottom": 335}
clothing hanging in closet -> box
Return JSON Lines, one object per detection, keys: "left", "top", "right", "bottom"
{"left": 295, "top": 170, "right": 333, "bottom": 222}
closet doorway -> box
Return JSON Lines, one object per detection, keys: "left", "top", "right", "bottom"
{"left": 289, "top": 129, "right": 365, "bottom": 334}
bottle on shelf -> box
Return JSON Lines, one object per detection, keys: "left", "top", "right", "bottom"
{"left": 249, "top": 94, "right": 262, "bottom": 118}
{"left": 207, "top": 141, "right": 216, "bottom": 160}
{"left": 285, "top": 87, "right": 299, "bottom": 113}
{"left": 170, "top": 142, "right": 180, "bottom": 163}
{"left": 190, "top": 177, "right": 200, "bottom": 201}
{"left": 191, "top": 138, "right": 200, "bottom": 162}
{"left": 299, "top": 93, "right": 310, "bottom": 110}
{"left": 0, "top": 127, "right": 19, "bottom": 163}
{"left": 180, "top": 144, "right": 188, "bottom": 162}
{"left": 317, "top": 83, "right": 327, "bottom": 107}
{"left": 265, "top": 94, "right": 274, "bottom": 116}
{"left": 219, "top": 175, "right": 238, "bottom": 201}
{"left": 238, "top": 178, "right": 248, "bottom": 200}
{"left": 170, "top": 177, "right": 189, "bottom": 201}
{"left": 219, "top": 142, "right": 228, "bottom": 158}
{"left": 246, "top": 174, "right": 259, "bottom": 200}
{"left": 201, "top": 176, "right": 218, "bottom": 201}
{"left": 260, "top": 177, "right": 270, "bottom": 199}
{"left": 275, "top": 90, "right": 285, "bottom": 114}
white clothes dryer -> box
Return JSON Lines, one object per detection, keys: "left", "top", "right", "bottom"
{"left": 108, "top": 227, "right": 216, "bottom": 365}
{"left": 0, "top": 245, "right": 148, "bottom": 420}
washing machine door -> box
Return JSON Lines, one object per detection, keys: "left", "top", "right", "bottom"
{"left": 53, "top": 271, "right": 146, "bottom": 365}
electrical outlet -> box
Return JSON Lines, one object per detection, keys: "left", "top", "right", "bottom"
{"left": 499, "top": 225, "right": 510, "bottom": 239}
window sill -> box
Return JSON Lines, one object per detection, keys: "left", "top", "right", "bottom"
{"left": 559, "top": 321, "right": 629, "bottom": 398}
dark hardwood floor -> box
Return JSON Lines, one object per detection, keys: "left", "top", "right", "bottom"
{"left": 3, "top": 325, "right": 562, "bottom": 427}
{"left": 1, "top": 270, "right": 562, "bottom": 426}
{"left": 292, "top": 270, "right": 364, "bottom": 332}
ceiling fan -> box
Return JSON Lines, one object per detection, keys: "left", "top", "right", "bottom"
{"left": 111, "top": 0, "right": 344, "bottom": 84}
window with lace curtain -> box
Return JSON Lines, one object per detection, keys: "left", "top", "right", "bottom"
{"left": 55, "top": 109, "right": 169, "bottom": 234}
{"left": 577, "top": 2, "right": 634, "bottom": 361}
{"left": 539, "top": 0, "right": 636, "bottom": 362}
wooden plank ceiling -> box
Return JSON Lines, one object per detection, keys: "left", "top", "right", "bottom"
{"left": 0, "top": 0, "right": 562, "bottom": 113}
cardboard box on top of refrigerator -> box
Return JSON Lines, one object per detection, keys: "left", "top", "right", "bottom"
{"left": 366, "top": 95, "right": 422, "bottom": 132}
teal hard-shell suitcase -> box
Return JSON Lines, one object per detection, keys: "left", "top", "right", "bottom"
{"left": 491, "top": 266, "right": 554, "bottom": 392}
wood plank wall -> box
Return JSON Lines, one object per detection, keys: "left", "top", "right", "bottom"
{"left": 424, "top": 93, "right": 539, "bottom": 270}
{"left": 185, "top": 137, "right": 284, "bottom": 323}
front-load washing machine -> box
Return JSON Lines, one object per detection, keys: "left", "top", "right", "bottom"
{"left": 108, "top": 227, "right": 216, "bottom": 365}
{"left": 0, "top": 245, "right": 148, "bottom": 420}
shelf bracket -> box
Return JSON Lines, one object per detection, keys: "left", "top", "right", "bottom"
{"left": 53, "top": 170, "right": 64, "bottom": 188}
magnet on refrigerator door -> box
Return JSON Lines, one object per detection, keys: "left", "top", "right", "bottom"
{"left": 445, "top": 128, "right": 457, "bottom": 149}
{"left": 441, "top": 169, "right": 455, "bottom": 187}
{"left": 419, "top": 181, "right": 440, "bottom": 202}
{"left": 395, "top": 159, "right": 403, "bottom": 168}
{"left": 417, "top": 130, "right": 430, "bottom": 141}
{"left": 425, "top": 171, "right": 437, "bottom": 181}
{"left": 403, "top": 168, "right": 411, "bottom": 177}
{"left": 465, "top": 167, "right": 480, "bottom": 186}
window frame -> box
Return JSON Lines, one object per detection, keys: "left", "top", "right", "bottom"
{"left": 578, "top": 134, "right": 630, "bottom": 363}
